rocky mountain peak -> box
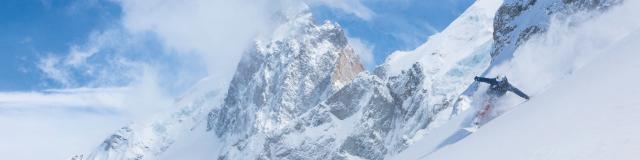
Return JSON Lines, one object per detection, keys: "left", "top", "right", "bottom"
{"left": 207, "top": 9, "right": 364, "bottom": 139}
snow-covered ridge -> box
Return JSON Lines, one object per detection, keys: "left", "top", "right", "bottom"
{"left": 203, "top": 5, "right": 366, "bottom": 159}
{"left": 81, "top": 0, "right": 500, "bottom": 159}
{"left": 207, "top": 9, "right": 363, "bottom": 137}
{"left": 80, "top": 0, "right": 631, "bottom": 159}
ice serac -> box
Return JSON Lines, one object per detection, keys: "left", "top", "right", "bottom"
{"left": 491, "top": 0, "right": 621, "bottom": 60}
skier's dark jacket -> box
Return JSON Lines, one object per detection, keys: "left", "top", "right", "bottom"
{"left": 474, "top": 76, "right": 530, "bottom": 100}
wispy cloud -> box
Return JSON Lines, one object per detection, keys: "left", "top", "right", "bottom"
{"left": 347, "top": 37, "right": 375, "bottom": 69}
{"left": 37, "top": 29, "right": 133, "bottom": 88}
{"left": 0, "top": 88, "right": 127, "bottom": 112}
{"left": 38, "top": 55, "right": 73, "bottom": 87}
{"left": 306, "top": 0, "right": 375, "bottom": 21}
{"left": 33, "top": 0, "right": 295, "bottom": 120}
{"left": 118, "top": 0, "right": 281, "bottom": 80}
{"left": 0, "top": 93, "right": 129, "bottom": 159}
{"left": 39, "top": 0, "right": 52, "bottom": 10}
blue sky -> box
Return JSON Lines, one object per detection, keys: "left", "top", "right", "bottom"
{"left": 0, "top": 0, "right": 474, "bottom": 92}
{"left": 0, "top": 0, "right": 121, "bottom": 91}
{"left": 311, "top": 0, "right": 474, "bottom": 65}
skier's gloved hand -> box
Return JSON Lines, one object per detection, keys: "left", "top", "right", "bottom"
{"left": 474, "top": 76, "right": 479, "bottom": 81}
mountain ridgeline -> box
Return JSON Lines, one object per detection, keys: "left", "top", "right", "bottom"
{"left": 80, "top": 0, "right": 623, "bottom": 159}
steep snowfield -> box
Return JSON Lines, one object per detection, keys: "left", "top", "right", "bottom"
{"left": 397, "top": 0, "right": 640, "bottom": 159}
{"left": 428, "top": 30, "right": 640, "bottom": 160}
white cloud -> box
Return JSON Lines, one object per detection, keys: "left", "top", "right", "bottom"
{"left": 38, "top": 55, "right": 74, "bottom": 87}
{"left": 118, "top": 0, "right": 280, "bottom": 81}
{"left": 347, "top": 37, "right": 375, "bottom": 69}
{"left": 37, "top": 30, "right": 128, "bottom": 88}
{"left": 0, "top": 88, "right": 130, "bottom": 160}
{"left": 306, "top": 0, "right": 375, "bottom": 21}
{"left": 0, "top": 73, "right": 171, "bottom": 120}
{"left": 0, "top": 88, "right": 126, "bottom": 110}
{"left": 35, "top": 0, "right": 297, "bottom": 119}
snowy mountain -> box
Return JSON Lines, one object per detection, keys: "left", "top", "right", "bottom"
{"left": 79, "top": 3, "right": 366, "bottom": 160}
{"left": 205, "top": 7, "right": 365, "bottom": 159}
{"left": 79, "top": 0, "right": 638, "bottom": 159}
{"left": 408, "top": 1, "right": 640, "bottom": 159}
{"left": 201, "top": 0, "right": 500, "bottom": 159}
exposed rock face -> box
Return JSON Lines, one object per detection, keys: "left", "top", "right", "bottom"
{"left": 207, "top": 14, "right": 364, "bottom": 136}
{"left": 205, "top": 8, "right": 365, "bottom": 159}
{"left": 492, "top": 0, "right": 621, "bottom": 58}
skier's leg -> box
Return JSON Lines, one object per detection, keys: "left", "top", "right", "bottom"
{"left": 475, "top": 96, "right": 496, "bottom": 125}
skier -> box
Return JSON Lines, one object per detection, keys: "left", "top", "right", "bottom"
{"left": 474, "top": 76, "right": 530, "bottom": 100}
{"left": 469, "top": 76, "right": 529, "bottom": 127}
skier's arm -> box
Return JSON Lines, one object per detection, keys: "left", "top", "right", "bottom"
{"left": 509, "top": 86, "right": 530, "bottom": 100}
{"left": 474, "top": 76, "right": 498, "bottom": 85}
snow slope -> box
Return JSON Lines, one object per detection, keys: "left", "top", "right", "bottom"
{"left": 398, "top": 0, "right": 640, "bottom": 159}
{"left": 428, "top": 29, "right": 640, "bottom": 160}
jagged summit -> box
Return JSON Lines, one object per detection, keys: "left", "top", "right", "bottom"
{"left": 80, "top": 0, "right": 630, "bottom": 160}
{"left": 209, "top": 8, "right": 363, "bottom": 136}
{"left": 82, "top": 5, "right": 364, "bottom": 160}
